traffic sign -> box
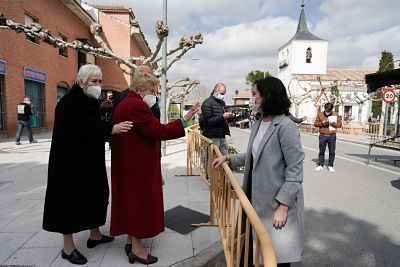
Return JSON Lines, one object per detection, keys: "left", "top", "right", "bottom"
{"left": 314, "top": 91, "right": 329, "bottom": 107}
{"left": 382, "top": 88, "right": 396, "bottom": 103}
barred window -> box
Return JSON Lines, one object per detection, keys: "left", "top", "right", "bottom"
{"left": 25, "top": 80, "right": 45, "bottom": 128}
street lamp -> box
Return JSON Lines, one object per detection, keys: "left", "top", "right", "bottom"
{"left": 160, "top": 0, "right": 168, "bottom": 156}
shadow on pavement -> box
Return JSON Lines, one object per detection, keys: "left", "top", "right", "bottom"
{"left": 390, "top": 178, "right": 400, "bottom": 190}
{"left": 346, "top": 153, "right": 400, "bottom": 170}
{"left": 302, "top": 209, "right": 400, "bottom": 267}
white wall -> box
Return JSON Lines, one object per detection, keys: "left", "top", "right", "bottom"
{"left": 290, "top": 40, "right": 328, "bottom": 75}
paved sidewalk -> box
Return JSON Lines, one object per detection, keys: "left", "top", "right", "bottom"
{"left": 0, "top": 135, "right": 222, "bottom": 266}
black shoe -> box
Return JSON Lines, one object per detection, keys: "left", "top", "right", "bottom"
{"left": 87, "top": 234, "right": 114, "bottom": 248}
{"left": 128, "top": 251, "right": 158, "bottom": 265}
{"left": 61, "top": 249, "right": 87, "bottom": 265}
{"left": 16, "top": 141, "right": 22, "bottom": 145}
{"left": 29, "top": 139, "right": 38, "bottom": 143}
{"left": 125, "top": 243, "right": 132, "bottom": 256}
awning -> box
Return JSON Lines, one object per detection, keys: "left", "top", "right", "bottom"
{"left": 365, "top": 69, "right": 400, "bottom": 93}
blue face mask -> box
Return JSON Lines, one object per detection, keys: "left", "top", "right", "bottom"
{"left": 216, "top": 94, "right": 225, "bottom": 100}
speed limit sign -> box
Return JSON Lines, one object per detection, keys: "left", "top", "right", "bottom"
{"left": 382, "top": 88, "right": 396, "bottom": 103}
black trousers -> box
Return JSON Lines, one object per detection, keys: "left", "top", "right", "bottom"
{"left": 318, "top": 135, "right": 337, "bottom": 167}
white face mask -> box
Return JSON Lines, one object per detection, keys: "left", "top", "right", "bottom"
{"left": 87, "top": 85, "right": 102, "bottom": 99}
{"left": 249, "top": 96, "right": 259, "bottom": 112}
{"left": 216, "top": 94, "right": 225, "bottom": 100}
{"left": 143, "top": 95, "right": 157, "bottom": 108}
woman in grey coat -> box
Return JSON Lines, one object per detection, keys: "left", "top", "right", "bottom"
{"left": 213, "top": 76, "right": 305, "bottom": 266}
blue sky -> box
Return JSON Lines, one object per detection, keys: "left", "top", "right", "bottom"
{"left": 85, "top": 0, "right": 400, "bottom": 103}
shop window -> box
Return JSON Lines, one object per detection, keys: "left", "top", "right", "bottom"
{"left": 25, "top": 80, "right": 45, "bottom": 127}
{"left": 57, "top": 82, "right": 69, "bottom": 102}
{"left": 306, "top": 47, "right": 312, "bottom": 63}
{"left": 59, "top": 34, "right": 68, "bottom": 58}
{"left": 0, "top": 75, "right": 5, "bottom": 131}
{"left": 25, "top": 13, "right": 39, "bottom": 44}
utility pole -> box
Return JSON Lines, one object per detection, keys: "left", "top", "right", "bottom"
{"left": 160, "top": 0, "right": 168, "bottom": 156}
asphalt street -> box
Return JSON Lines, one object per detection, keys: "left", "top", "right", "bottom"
{"left": 228, "top": 127, "right": 400, "bottom": 267}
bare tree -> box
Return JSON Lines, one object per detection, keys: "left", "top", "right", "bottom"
{"left": 287, "top": 78, "right": 319, "bottom": 116}
{"left": 0, "top": 12, "right": 203, "bottom": 78}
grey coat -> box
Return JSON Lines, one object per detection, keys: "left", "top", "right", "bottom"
{"left": 230, "top": 115, "right": 305, "bottom": 263}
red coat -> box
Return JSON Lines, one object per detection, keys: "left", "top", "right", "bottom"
{"left": 110, "top": 92, "right": 185, "bottom": 238}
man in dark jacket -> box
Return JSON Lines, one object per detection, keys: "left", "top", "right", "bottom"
{"left": 16, "top": 97, "right": 37, "bottom": 145}
{"left": 201, "top": 83, "right": 233, "bottom": 155}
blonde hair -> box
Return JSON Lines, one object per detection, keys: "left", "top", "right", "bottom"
{"left": 129, "top": 73, "right": 159, "bottom": 93}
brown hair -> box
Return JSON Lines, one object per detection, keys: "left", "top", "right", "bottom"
{"left": 129, "top": 73, "right": 159, "bottom": 93}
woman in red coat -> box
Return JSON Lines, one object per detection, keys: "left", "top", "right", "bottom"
{"left": 111, "top": 73, "right": 199, "bottom": 265}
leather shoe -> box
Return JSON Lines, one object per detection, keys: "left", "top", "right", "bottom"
{"left": 61, "top": 249, "right": 87, "bottom": 265}
{"left": 87, "top": 234, "right": 114, "bottom": 248}
{"left": 128, "top": 251, "right": 158, "bottom": 265}
{"left": 125, "top": 243, "right": 132, "bottom": 256}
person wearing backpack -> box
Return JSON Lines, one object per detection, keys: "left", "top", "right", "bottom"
{"left": 16, "top": 96, "right": 37, "bottom": 145}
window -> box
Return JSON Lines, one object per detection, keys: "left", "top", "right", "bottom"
{"left": 306, "top": 47, "right": 312, "bottom": 63}
{"left": 57, "top": 82, "right": 69, "bottom": 102}
{"left": 25, "top": 80, "right": 45, "bottom": 127}
{"left": 0, "top": 75, "right": 5, "bottom": 131}
{"left": 25, "top": 13, "right": 39, "bottom": 44}
{"left": 59, "top": 34, "right": 68, "bottom": 58}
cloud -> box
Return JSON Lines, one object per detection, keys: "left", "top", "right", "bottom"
{"left": 84, "top": 0, "right": 399, "bottom": 104}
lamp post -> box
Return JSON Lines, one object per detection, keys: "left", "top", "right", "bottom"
{"left": 160, "top": 0, "right": 168, "bottom": 156}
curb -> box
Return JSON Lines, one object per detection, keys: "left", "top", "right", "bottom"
{"left": 170, "top": 241, "right": 225, "bottom": 267}
{"left": 300, "top": 132, "right": 371, "bottom": 146}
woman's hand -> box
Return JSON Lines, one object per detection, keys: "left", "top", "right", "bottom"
{"left": 212, "top": 155, "right": 229, "bottom": 169}
{"left": 183, "top": 102, "right": 200, "bottom": 122}
{"left": 273, "top": 204, "right": 288, "bottom": 229}
{"left": 112, "top": 121, "right": 133, "bottom": 135}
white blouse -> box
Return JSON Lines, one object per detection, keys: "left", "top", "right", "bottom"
{"left": 252, "top": 120, "right": 271, "bottom": 160}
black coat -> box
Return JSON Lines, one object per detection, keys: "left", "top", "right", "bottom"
{"left": 17, "top": 102, "right": 32, "bottom": 121}
{"left": 43, "top": 84, "right": 112, "bottom": 234}
{"left": 201, "top": 96, "right": 229, "bottom": 138}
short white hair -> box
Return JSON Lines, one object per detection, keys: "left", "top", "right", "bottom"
{"left": 133, "top": 65, "right": 153, "bottom": 77}
{"left": 75, "top": 64, "right": 102, "bottom": 85}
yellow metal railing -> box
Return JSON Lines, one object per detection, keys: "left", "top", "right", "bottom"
{"left": 187, "top": 125, "right": 277, "bottom": 267}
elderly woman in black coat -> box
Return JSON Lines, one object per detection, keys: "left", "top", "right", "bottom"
{"left": 42, "top": 64, "right": 132, "bottom": 265}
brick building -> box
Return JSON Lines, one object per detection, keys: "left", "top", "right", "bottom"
{"left": 0, "top": 0, "right": 150, "bottom": 138}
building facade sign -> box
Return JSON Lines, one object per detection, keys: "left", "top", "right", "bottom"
{"left": 0, "top": 60, "right": 6, "bottom": 75}
{"left": 24, "top": 68, "right": 46, "bottom": 83}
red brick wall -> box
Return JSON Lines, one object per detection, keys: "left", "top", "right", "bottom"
{"left": 0, "top": 0, "right": 95, "bottom": 137}
{"left": 96, "top": 12, "right": 130, "bottom": 91}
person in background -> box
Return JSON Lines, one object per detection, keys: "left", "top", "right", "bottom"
{"left": 100, "top": 93, "right": 114, "bottom": 148}
{"left": 16, "top": 96, "right": 37, "bottom": 145}
{"left": 200, "top": 83, "right": 233, "bottom": 155}
{"left": 314, "top": 102, "right": 342, "bottom": 172}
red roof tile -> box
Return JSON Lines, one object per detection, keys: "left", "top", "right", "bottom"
{"left": 293, "top": 68, "right": 376, "bottom": 82}
{"left": 89, "top": 4, "right": 131, "bottom": 13}
{"left": 233, "top": 91, "right": 252, "bottom": 98}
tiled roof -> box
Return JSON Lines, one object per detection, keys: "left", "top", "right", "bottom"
{"left": 279, "top": 5, "right": 325, "bottom": 50}
{"left": 293, "top": 68, "right": 376, "bottom": 82}
{"left": 89, "top": 4, "right": 131, "bottom": 13}
{"left": 233, "top": 91, "right": 252, "bottom": 98}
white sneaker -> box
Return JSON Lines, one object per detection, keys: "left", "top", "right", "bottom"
{"left": 328, "top": 166, "right": 335, "bottom": 172}
{"left": 315, "top": 166, "right": 323, "bottom": 171}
